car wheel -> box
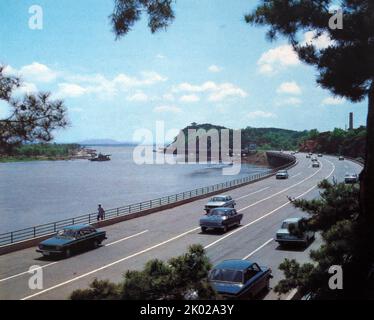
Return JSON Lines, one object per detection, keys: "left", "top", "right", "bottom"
{"left": 93, "top": 240, "right": 99, "bottom": 248}
{"left": 201, "top": 226, "right": 207, "bottom": 233}
{"left": 65, "top": 248, "right": 71, "bottom": 258}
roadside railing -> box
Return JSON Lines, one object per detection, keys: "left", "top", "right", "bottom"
{"left": 0, "top": 152, "right": 296, "bottom": 247}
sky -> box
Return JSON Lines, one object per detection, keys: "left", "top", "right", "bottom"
{"left": 0, "top": 0, "right": 368, "bottom": 143}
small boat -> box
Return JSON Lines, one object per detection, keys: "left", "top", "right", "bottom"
{"left": 89, "top": 153, "right": 111, "bottom": 162}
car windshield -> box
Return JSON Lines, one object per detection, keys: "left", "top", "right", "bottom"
{"left": 57, "top": 228, "right": 77, "bottom": 238}
{"left": 208, "top": 209, "right": 228, "bottom": 216}
{"left": 209, "top": 269, "right": 243, "bottom": 283}
{"left": 211, "top": 196, "right": 226, "bottom": 202}
{"left": 278, "top": 171, "right": 287, "bottom": 174}
{"left": 281, "top": 221, "right": 297, "bottom": 229}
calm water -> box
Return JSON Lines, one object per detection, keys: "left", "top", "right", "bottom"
{"left": 0, "top": 146, "right": 269, "bottom": 233}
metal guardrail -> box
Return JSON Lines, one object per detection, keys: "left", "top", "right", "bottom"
{"left": 0, "top": 153, "right": 296, "bottom": 247}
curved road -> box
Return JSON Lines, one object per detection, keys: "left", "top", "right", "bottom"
{"left": 0, "top": 153, "right": 363, "bottom": 300}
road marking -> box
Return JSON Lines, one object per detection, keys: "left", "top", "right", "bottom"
{"left": 237, "top": 162, "right": 323, "bottom": 213}
{"left": 21, "top": 226, "right": 200, "bottom": 300}
{"left": 0, "top": 262, "right": 58, "bottom": 283}
{"left": 235, "top": 187, "right": 270, "bottom": 200}
{"left": 242, "top": 238, "right": 274, "bottom": 260}
{"left": 19, "top": 158, "right": 335, "bottom": 300}
{"left": 105, "top": 230, "right": 149, "bottom": 247}
{"left": 0, "top": 230, "right": 149, "bottom": 283}
{"left": 290, "top": 173, "right": 301, "bottom": 179}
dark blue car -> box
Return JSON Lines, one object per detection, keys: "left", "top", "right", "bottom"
{"left": 209, "top": 260, "right": 272, "bottom": 299}
{"left": 200, "top": 208, "right": 242, "bottom": 233}
{"left": 36, "top": 224, "right": 107, "bottom": 258}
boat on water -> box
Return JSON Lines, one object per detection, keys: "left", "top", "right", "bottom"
{"left": 89, "top": 153, "right": 111, "bottom": 162}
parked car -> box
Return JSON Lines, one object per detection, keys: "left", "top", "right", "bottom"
{"left": 36, "top": 224, "right": 107, "bottom": 258}
{"left": 345, "top": 173, "right": 359, "bottom": 184}
{"left": 276, "top": 170, "right": 289, "bottom": 179}
{"left": 339, "top": 156, "right": 345, "bottom": 160}
{"left": 275, "top": 217, "right": 314, "bottom": 246}
{"left": 204, "top": 195, "right": 236, "bottom": 213}
{"left": 209, "top": 260, "right": 272, "bottom": 299}
{"left": 312, "top": 161, "right": 320, "bottom": 168}
{"left": 200, "top": 208, "right": 242, "bottom": 233}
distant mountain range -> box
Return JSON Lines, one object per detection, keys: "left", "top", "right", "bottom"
{"left": 79, "top": 139, "right": 137, "bottom": 146}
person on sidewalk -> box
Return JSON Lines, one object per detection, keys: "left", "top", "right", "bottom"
{"left": 97, "top": 204, "right": 105, "bottom": 221}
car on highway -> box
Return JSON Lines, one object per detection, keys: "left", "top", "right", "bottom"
{"left": 339, "top": 156, "right": 345, "bottom": 160}
{"left": 276, "top": 170, "right": 289, "bottom": 179}
{"left": 275, "top": 217, "right": 314, "bottom": 246}
{"left": 311, "top": 157, "right": 318, "bottom": 162}
{"left": 36, "top": 224, "right": 107, "bottom": 258}
{"left": 312, "top": 161, "right": 320, "bottom": 168}
{"left": 318, "top": 154, "right": 323, "bottom": 157}
{"left": 306, "top": 154, "right": 311, "bottom": 158}
{"left": 204, "top": 195, "right": 236, "bottom": 213}
{"left": 208, "top": 259, "right": 272, "bottom": 299}
{"left": 200, "top": 207, "right": 242, "bottom": 233}
{"left": 344, "top": 173, "right": 359, "bottom": 184}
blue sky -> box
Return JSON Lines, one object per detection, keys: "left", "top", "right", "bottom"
{"left": 0, "top": 0, "right": 368, "bottom": 143}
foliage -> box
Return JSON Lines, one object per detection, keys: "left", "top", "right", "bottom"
{"left": 71, "top": 244, "right": 217, "bottom": 300}
{"left": 10, "top": 143, "right": 80, "bottom": 158}
{"left": 70, "top": 279, "right": 122, "bottom": 300}
{"left": 0, "top": 67, "right": 68, "bottom": 154}
{"left": 111, "top": 0, "right": 175, "bottom": 39}
{"left": 300, "top": 126, "right": 366, "bottom": 158}
{"left": 275, "top": 180, "right": 374, "bottom": 299}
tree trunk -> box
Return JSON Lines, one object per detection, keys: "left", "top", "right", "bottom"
{"left": 361, "top": 80, "right": 374, "bottom": 223}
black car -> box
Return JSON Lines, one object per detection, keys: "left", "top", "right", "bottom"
{"left": 36, "top": 224, "right": 107, "bottom": 258}
{"left": 200, "top": 208, "right": 242, "bottom": 233}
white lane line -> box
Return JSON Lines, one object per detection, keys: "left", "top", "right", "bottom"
{"left": 242, "top": 238, "right": 274, "bottom": 260}
{"left": 20, "top": 159, "right": 333, "bottom": 300}
{"left": 205, "top": 159, "right": 335, "bottom": 250}
{"left": 237, "top": 162, "right": 323, "bottom": 213}
{"left": 290, "top": 173, "right": 301, "bottom": 179}
{"left": 0, "top": 262, "right": 58, "bottom": 283}
{"left": 0, "top": 230, "right": 149, "bottom": 283}
{"left": 21, "top": 226, "right": 200, "bottom": 300}
{"left": 105, "top": 230, "right": 149, "bottom": 247}
{"left": 235, "top": 187, "right": 270, "bottom": 201}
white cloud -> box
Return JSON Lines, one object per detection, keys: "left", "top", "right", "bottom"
{"left": 180, "top": 94, "right": 200, "bottom": 103}
{"left": 173, "top": 81, "right": 248, "bottom": 102}
{"left": 276, "top": 97, "right": 302, "bottom": 106}
{"left": 277, "top": 81, "right": 302, "bottom": 95}
{"left": 322, "top": 96, "right": 345, "bottom": 105}
{"left": 19, "top": 62, "right": 58, "bottom": 83}
{"left": 126, "top": 91, "right": 149, "bottom": 102}
{"left": 163, "top": 93, "right": 175, "bottom": 101}
{"left": 303, "top": 31, "right": 334, "bottom": 50}
{"left": 153, "top": 105, "right": 182, "bottom": 114}
{"left": 14, "top": 82, "right": 38, "bottom": 95}
{"left": 208, "top": 65, "right": 222, "bottom": 73}
{"left": 258, "top": 45, "right": 300, "bottom": 75}
{"left": 156, "top": 54, "right": 166, "bottom": 59}
{"left": 55, "top": 83, "right": 87, "bottom": 98}
{"left": 247, "top": 110, "right": 277, "bottom": 119}
{"left": 114, "top": 71, "right": 167, "bottom": 88}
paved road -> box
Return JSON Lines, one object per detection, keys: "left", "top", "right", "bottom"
{"left": 0, "top": 153, "right": 362, "bottom": 300}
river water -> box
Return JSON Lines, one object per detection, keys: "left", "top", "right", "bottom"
{"left": 0, "top": 146, "right": 269, "bottom": 233}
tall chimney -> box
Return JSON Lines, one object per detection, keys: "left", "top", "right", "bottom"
{"left": 349, "top": 112, "right": 354, "bottom": 130}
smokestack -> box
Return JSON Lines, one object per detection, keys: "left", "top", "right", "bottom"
{"left": 349, "top": 112, "right": 354, "bottom": 130}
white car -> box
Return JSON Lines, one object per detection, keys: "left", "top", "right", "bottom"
{"left": 276, "top": 218, "right": 315, "bottom": 246}
{"left": 312, "top": 161, "right": 320, "bottom": 168}
{"left": 276, "top": 170, "right": 289, "bottom": 179}
{"left": 344, "top": 173, "right": 359, "bottom": 184}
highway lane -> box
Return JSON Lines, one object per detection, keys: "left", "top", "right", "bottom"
{"left": 0, "top": 153, "right": 362, "bottom": 300}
